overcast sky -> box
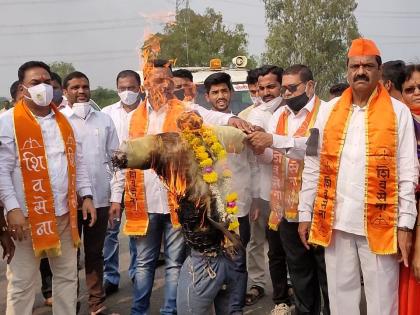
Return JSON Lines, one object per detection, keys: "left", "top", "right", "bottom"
{"left": 0, "top": 0, "right": 419, "bottom": 97}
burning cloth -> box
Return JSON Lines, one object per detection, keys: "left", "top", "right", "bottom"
{"left": 112, "top": 111, "right": 248, "bottom": 314}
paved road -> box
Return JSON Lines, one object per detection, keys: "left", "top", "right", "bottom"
{"left": 0, "top": 232, "right": 366, "bottom": 315}
{"left": 0, "top": 233, "right": 277, "bottom": 315}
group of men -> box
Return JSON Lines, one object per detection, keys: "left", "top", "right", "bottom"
{"left": 0, "top": 37, "right": 419, "bottom": 315}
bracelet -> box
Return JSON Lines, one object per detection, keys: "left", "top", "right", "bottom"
{"left": 82, "top": 195, "right": 93, "bottom": 201}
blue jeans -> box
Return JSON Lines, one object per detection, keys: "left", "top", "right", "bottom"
{"left": 103, "top": 216, "right": 138, "bottom": 285}
{"left": 229, "top": 215, "right": 250, "bottom": 313}
{"left": 177, "top": 250, "right": 242, "bottom": 315}
{"left": 131, "top": 213, "right": 185, "bottom": 315}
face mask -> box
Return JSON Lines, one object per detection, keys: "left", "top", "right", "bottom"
{"left": 72, "top": 102, "right": 91, "bottom": 119}
{"left": 173, "top": 89, "right": 185, "bottom": 101}
{"left": 24, "top": 83, "right": 53, "bottom": 107}
{"left": 262, "top": 95, "right": 283, "bottom": 112}
{"left": 285, "top": 90, "right": 309, "bottom": 112}
{"left": 250, "top": 96, "right": 262, "bottom": 106}
{"left": 52, "top": 89, "right": 63, "bottom": 105}
{"left": 118, "top": 90, "right": 139, "bottom": 106}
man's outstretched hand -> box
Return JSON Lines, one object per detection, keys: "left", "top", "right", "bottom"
{"left": 228, "top": 117, "right": 255, "bottom": 134}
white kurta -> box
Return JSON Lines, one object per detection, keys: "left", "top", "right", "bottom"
{"left": 298, "top": 94, "right": 418, "bottom": 315}
{"left": 298, "top": 96, "right": 418, "bottom": 231}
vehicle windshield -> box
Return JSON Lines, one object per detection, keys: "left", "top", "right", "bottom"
{"left": 195, "top": 84, "right": 252, "bottom": 115}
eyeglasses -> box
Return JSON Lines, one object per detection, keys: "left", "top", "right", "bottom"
{"left": 280, "top": 82, "right": 305, "bottom": 94}
{"left": 403, "top": 84, "right": 420, "bottom": 95}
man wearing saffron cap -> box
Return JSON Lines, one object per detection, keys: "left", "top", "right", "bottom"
{"left": 298, "top": 38, "right": 418, "bottom": 314}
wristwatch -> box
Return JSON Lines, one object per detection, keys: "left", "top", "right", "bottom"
{"left": 82, "top": 195, "right": 93, "bottom": 201}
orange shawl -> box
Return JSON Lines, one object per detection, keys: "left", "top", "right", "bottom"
{"left": 309, "top": 85, "right": 398, "bottom": 254}
{"left": 124, "top": 99, "right": 185, "bottom": 235}
{"left": 14, "top": 100, "right": 80, "bottom": 256}
{"left": 268, "top": 97, "right": 321, "bottom": 230}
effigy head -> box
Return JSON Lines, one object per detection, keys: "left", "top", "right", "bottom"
{"left": 176, "top": 110, "right": 203, "bottom": 131}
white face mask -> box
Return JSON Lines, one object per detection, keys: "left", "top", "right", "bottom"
{"left": 24, "top": 83, "right": 53, "bottom": 107}
{"left": 118, "top": 90, "right": 139, "bottom": 106}
{"left": 250, "top": 96, "right": 262, "bottom": 106}
{"left": 72, "top": 102, "right": 91, "bottom": 119}
{"left": 262, "top": 95, "right": 283, "bottom": 111}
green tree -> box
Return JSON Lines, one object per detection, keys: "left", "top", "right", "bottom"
{"left": 49, "top": 61, "right": 75, "bottom": 80}
{"left": 158, "top": 8, "right": 255, "bottom": 68}
{"left": 91, "top": 86, "right": 119, "bottom": 108}
{"left": 263, "top": 0, "right": 360, "bottom": 98}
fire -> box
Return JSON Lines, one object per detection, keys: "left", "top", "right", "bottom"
{"left": 165, "top": 160, "right": 187, "bottom": 211}
{"left": 167, "top": 162, "right": 187, "bottom": 197}
{"left": 140, "top": 32, "right": 176, "bottom": 110}
{"left": 141, "top": 33, "right": 161, "bottom": 80}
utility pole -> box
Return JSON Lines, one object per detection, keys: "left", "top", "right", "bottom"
{"left": 175, "top": 0, "right": 183, "bottom": 14}
{"left": 175, "top": 0, "right": 190, "bottom": 66}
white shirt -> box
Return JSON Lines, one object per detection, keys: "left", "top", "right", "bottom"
{"left": 211, "top": 108, "right": 258, "bottom": 217}
{"left": 61, "top": 105, "right": 120, "bottom": 208}
{"left": 116, "top": 99, "right": 234, "bottom": 214}
{"left": 298, "top": 96, "right": 419, "bottom": 233}
{"left": 268, "top": 95, "right": 320, "bottom": 160}
{"left": 102, "top": 101, "right": 139, "bottom": 203}
{"left": 0, "top": 107, "right": 92, "bottom": 216}
{"left": 102, "top": 101, "right": 136, "bottom": 143}
{"left": 263, "top": 96, "right": 323, "bottom": 222}
{"left": 247, "top": 97, "right": 283, "bottom": 201}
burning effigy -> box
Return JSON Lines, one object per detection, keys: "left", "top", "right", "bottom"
{"left": 112, "top": 110, "right": 247, "bottom": 314}
{"left": 112, "top": 111, "right": 245, "bottom": 250}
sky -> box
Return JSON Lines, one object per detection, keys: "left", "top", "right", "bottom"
{"left": 0, "top": 0, "right": 419, "bottom": 97}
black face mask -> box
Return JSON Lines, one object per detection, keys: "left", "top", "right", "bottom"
{"left": 52, "top": 89, "right": 63, "bottom": 105}
{"left": 285, "top": 92, "right": 309, "bottom": 112}
{"left": 173, "top": 89, "right": 185, "bottom": 101}
{"left": 139, "top": 92, "right": 146, "bottom": 101}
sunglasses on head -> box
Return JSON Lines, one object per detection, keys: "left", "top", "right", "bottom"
{"left": 404, "top": 84, "right": 420, "bottom": 95}
{"left": 280, "top": 81, "right": 305, "bottom": 94}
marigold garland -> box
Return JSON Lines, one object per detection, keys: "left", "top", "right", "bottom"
{"left": 181, "top": 126, "right": 239, "bottom": 233}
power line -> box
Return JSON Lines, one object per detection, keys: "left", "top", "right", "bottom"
{"left": 0, "top": 17, "right": 144, "bottom": 28}
{"left": 0, "top": 52, "right": 139, "bottom": 67}
{"left": 203, "top": 0, "right": 262, "bottom": 8}
{"left": 357, "top": 10, "right": 420, "bottom": 15}
{"left": 0, "top": 21, "right": 147, "bottom": 36}
{"left": 0, "top": 49, "right": 138, "bottom": 60}
{"left": 0, "top": 0, "right": 84, "bottom": 5}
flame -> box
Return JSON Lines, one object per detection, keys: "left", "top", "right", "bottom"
{"left": 141, "top": 33, "right": 161, "bottom": 79}
{"left": 166, "top": 161, "right": 187, "bottom": 198}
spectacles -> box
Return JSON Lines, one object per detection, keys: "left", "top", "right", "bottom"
{"left": 280, "top": 82, "right": 305, "bottom": 94}
{"left": 403, "top": 84, "right": 420, "bottom": 95}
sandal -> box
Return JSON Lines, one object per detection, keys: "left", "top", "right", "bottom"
{"left": 245, "top": 285, "right": 265, "bottom": 306}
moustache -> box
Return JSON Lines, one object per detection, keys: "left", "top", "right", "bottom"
{"left": 354, "top": 75, "right": 369, "bottom": 82}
